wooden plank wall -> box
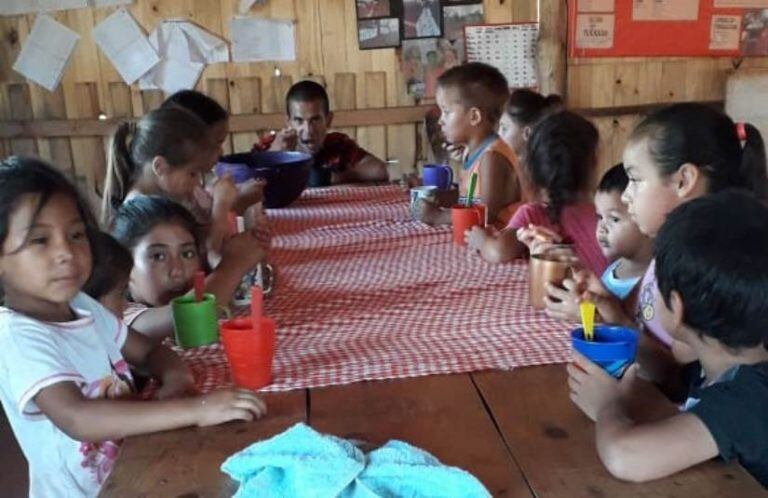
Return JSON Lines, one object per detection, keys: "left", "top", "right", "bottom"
{"left": 571, "top": 56, "right": 768, "bottom": 178}
{"left": 1, "top": 0, "right": 767, "bottom": 196}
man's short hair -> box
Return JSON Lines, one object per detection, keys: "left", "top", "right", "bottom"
{"left": 286, "top": 80, "right": 330, "bottom": 116}
{"left": 655, "top": 190, "right": 768, "bottom": 350}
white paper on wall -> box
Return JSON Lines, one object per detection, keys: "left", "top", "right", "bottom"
{"left": 230, "top": 17, "right": 296, "bottom": 62}
{"left": 12, "top": 14, "right": 80, "bottom": 91}
{"left": 93, "top": 8, "right": 160, "bottom": 84}
{"left": 140, "top": 20, "right": 229, "bottom": 93}
{"left": 0, "top": 0, "right": 132, "bottom": 15}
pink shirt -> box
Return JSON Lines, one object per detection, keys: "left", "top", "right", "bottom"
{"left": 507, "top": 202, "right": 608, "bottom": 275}
{"left": 635, "top": 260, "right": 674, "bottom": 347}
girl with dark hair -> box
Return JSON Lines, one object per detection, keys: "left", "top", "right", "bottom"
{"left": 0, "top": 158, "right": 265, "bottom": 497}
{"left": 467, "top": 110, "right": 607, "bottom": 275}
{"left": 111, "top": 196, "right": 266, "bottom": 341}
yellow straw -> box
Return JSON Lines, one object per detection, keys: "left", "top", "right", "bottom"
{"left": 580, "top": 301, "right": 596, "bottom": 342}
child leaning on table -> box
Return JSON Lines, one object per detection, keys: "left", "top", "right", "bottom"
{"left": 83, "top": 231, "right": 134, "bottom": 318}
{"left": 466, "top": 111, "right": 607, "bottom": 276}
{"left": 568, "top": 191, "right": 768, "bottom": 486}
{"left": 417, "top": 62, "right": 523, "bottom": 227}
{"left": 112, "top": 195, "right": 266, "bottom": 341}
{"left": 544, "top": 164, "right": 653, "bottom": 322}
{"left": 0, "top": 158, "right": 265, "bottom": 498}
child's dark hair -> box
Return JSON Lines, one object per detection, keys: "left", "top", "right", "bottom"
{"left": 286, "top": 80, "right": 330, "bottom": 116}
{"left": 505, "top": 89, "right": 563, "bottom": 127}
{"left": 0, "top": 156, "right": 101, "bottom": 273}
{"left": 437, "top": 62, "right": 509, "bottom": 124}
{"left": 103, "top": 106, "right": 209, "bottom": 224}
{"left": 655, "top": 190, "right": 768, "bottom": 350}
{"left": 110, "top": 195, "right": 200, "bottom": 252}
{"left": 526, "top": 110, "right": 599, "bottom": 221}
{"left": 161, "top": 90, "right": 228, "bottom": 126}
{"left": 83, "top": 232, "right": 133, "bottom": 300}
{"left": 597, "top": 163, "right": 628, "bottom": 194}
{"left": 630, "top": 103, "right": 768, "bottom": 200}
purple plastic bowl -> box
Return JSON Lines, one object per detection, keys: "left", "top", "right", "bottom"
{"left": 215, "top": 151, "right": 312, "bottom": 208}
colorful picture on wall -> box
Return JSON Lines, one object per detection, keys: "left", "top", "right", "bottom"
{"left": 358, "top": 17, "right": 401, "bottom": 50}
{"left": 742, "top": 9, "right": 768, "bottom": 55}
{"left": 356, "top": 0, "right": 391, "bottom": 19}
{"left": 403, "top": 0, "right": 442, "bottom": 39}
{"left": 400, "top": 38, "right": 460, "bottom": 98}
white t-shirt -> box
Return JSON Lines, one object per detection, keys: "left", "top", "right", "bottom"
{"left": 0, "top": 292, "right": 133, "bottom": 498}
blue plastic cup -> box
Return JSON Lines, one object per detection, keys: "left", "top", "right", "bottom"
{"left": 571, "top": 325, "right": 638, "bottom": 378}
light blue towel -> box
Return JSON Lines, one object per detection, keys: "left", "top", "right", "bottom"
{"left": 221, "top": 423, "right": 491, "bottom": 498}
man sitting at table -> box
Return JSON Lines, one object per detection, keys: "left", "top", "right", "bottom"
{"left": 253, "top": 80, "right": 388, "bottom": 186}
{"left": 568, "top": 191, "right": 768, "bottom": 487}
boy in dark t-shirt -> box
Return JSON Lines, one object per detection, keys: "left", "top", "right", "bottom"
{"left": 568, "top": 191, "right": 768, "bottom": 486}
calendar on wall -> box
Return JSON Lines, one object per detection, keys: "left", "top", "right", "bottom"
{"left": 464, "top": 23, "right": 539, "bottom": 89}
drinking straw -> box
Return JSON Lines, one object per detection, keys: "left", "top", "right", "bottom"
{"left": 580, "top": 301, "right": 596, "bottom": 341}
{"left": 194, "top": 270, "right": 205, "bottom": 302}
{"left": 465, "top": 172, "right": 478, "bottom": 207}
{"left": 251, "top": 285, "right": 263, "bottom": 324}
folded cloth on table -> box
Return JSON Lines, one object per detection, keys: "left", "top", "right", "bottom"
{"left": 221, "top": 423, "right": 490, "bottom": 498}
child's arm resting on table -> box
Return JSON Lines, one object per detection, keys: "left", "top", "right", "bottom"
{"left": 568, "top": 352, "right": 718, "bottom": 482}
{"left": 466, "top": 227, "right": 525, "bottom": 263}
{"left": 34, "top": 383, "right": 266, "bottom": 443}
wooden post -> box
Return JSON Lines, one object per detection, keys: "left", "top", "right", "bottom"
{"left": 537, "top": 0, "right": 568, "bottom": 98}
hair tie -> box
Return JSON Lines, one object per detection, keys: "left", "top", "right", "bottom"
{"left": 736, "top": 122, "right": 747, "bottom": 142}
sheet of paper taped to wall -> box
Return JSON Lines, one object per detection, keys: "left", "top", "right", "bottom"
{"left": 139, "top": 20, "right": 229, "bottom": 94}
{"left": 12, "top": 13, "right": 79, "bottom": 91}
{"left": 230, "top": 17, "right": 296, "bottom": 62}
{"left": 92, "top": 8, "right": 160, "bottom": 85}
{"left": 0, "top": 0, "right": 133, "bottom": 15}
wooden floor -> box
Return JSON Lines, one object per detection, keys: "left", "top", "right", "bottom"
{"left": 89, "top": 364, "right": 765, "bottom": 498}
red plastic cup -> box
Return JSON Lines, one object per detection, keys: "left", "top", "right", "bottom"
{"left": 219, "top": 317, "right": 275, "bottom": 390}
{"left": 450, "top": 204, "right": 487, "bottom": 245}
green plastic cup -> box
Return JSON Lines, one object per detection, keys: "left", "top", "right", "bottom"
{"left": 171, "top": 293, "right": 219, "bottom": 348}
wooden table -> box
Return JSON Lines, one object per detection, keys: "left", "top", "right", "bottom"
{"left": 101, "top": 364, "right": 764, "bottom": 497}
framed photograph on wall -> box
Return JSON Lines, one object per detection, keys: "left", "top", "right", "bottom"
{"left": 403, "top": 0, "right": 442, "bottom": 39}
{"left": 356, "top": 0, "right": 392, "bottom": 19}
{"left": 358, "top": 17, "right": 401, "bottom": 50}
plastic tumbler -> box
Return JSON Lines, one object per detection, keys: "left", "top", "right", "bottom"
{"left": 450, "top": 204, "right": 486, "bottom": 245}
{"left": 171, "top": 293, "right": 219, "bottom": 348}
{"left": 220, "top": 317, "right": 276, "bottom": 390}
{"left": 571, "top": 325, "right": 638, "bottom": 378}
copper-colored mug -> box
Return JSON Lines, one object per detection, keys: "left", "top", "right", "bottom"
{"left": 528, "top": 246, "right": 581, "bottom": 310}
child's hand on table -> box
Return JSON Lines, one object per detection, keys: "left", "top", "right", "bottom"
{"left": 269, "top": 128, "right": 298, "bottom": 151}
{"left": 466, "top": 225, "right": 489, "bottom": 252}
{"left": 517, "top": 224, "right": 562, "bottom": 255}
{"left": 195, "top": 388, "right": 267, "bottom": 426}
{"left": 568, "top": 351, "right": 639, "bottom": 421}
{"left": 414, "top": 198, "right": 445, "bottom": 226}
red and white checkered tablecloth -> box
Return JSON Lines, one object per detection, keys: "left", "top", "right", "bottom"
{"left": 177, "top": 185, "right": 571, "bottom": 393}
